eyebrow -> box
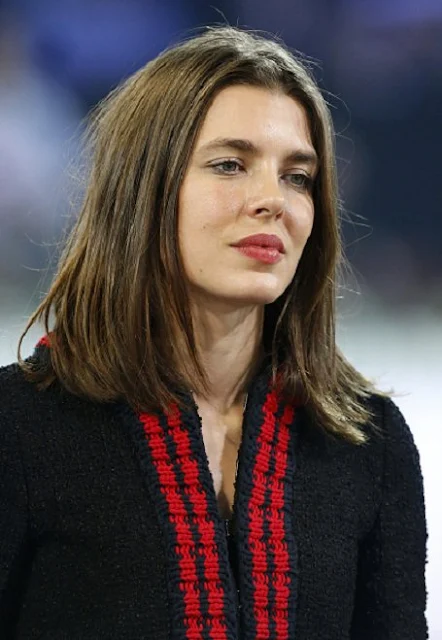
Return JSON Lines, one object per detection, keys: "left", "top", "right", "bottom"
{"left": 197, "top": 137, "right": 318, "bottom": 170}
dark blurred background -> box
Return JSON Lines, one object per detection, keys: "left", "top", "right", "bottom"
{"left": 1, "top": 0, "right": 441, "bottom": 305}
{"left": 0, "top": 1, "right": 441, "bottom": 635}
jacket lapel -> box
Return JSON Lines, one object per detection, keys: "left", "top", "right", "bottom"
{"left": 118, "top": 373, "right": 298, "bottom": 640}
{"left": 234, "top": 375, "right": 298, "bottom": 639}
{"left": 118, "top": 397, "right": 239, "bottom": 640}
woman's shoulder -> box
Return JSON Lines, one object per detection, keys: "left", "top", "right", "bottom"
{"left": 301, "top": 392, "right": 416, "bottom": 451}
{"left": 0, "top": 361, "right": 43, "bottom": 461}
{"left": 0, "top": 360, "right": 37, "bottom": 411}
{"left": 0, "top": 358, "right": 118, "bottom": 482}
{"left": 0, "top": 358, "right": 95, "bottom": 436}
{"left": 0, "top": 360, "right": 51, "bottom": 440}
{"left": 304, "top": 392, "right": 422, "bottom": 480}
{"left": 363, "top": 393, "right": 419, "bottom": 448}
{"left": 360, "top": 393, "right": 423, "bottom": 486}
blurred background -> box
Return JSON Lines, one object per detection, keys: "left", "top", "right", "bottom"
{"left": 0, "top": 0, "right": 440, "bottom": 635}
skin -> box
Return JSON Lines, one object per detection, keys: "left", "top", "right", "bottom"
{"left": 177, "top": 85, "right": 317, "bottom": 514}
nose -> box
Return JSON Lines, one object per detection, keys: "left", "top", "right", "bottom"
{"left": 245, "top": 176, "right": 286, "bottom": 218}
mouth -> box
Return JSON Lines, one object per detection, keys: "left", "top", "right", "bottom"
{"left": 233, "top": 233, "right": 285, "bottom": 252}
{"left": 231, "top": 233, "right": 285, "bottom": 264}
{"left": 232, "top": 245, "right": 283, "bottom": 265}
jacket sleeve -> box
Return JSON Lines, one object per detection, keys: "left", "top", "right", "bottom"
{"left": 0, "top": 417, "right": 31, "bottom": 637}
{"left": 350, "top": 398, "right": 428, "bottom": 639}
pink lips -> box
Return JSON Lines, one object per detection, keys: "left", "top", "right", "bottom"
{"left": 232, "top": 233, "right": 285, "bottom": 265}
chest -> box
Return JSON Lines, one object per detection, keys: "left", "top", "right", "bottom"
{"left": 22, "top": 401, "right": 380, "bottom": 640}
{"left": 199, "top": 407, "right": 243, "bottom": 518}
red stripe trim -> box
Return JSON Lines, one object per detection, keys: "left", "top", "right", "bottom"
{"left": 268, "top": 405, "right": 294, "bottom": 640}
{"left": 37, "top": 335, "right": 51, "bottom": 347}
{"left": 139, "top": 412, "right": 204, "bottom": 640}
{"left": 248, "top": 390, "right": 280, "bottom": 639}
{"left": 166, "top": 405, "right": 229, "bottom": 640}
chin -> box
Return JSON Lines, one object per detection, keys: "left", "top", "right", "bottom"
{"left": 239, "top": 275, "right": 289, "bottom": 305}
{"left": 231, "top": 285, "right": 287, "bottom": 306}
{"left": 192, "top": 275, "right": 290, "bottom": 308}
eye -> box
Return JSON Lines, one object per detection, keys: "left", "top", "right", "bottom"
{"left": 211, "top": 160, "right": 243, "bottom": 174}
{"left": 286, "top": 172, "right": 313, "bottom": 191}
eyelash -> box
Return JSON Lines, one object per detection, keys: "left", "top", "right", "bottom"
{"left": 210, "top": 160, "right": 314, "bottom": 192}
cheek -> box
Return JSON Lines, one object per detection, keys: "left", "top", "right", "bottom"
{"left": 178, "top": 184, "right": 234, "bottom": 259}
{"left": 304, "top": 207, "right": 315, "bottom": 238}
{"left": 288, "top": 202, "right": 315, "bottom": 246}
{"left": 190, "top": 185, "right": 241, "bottom": 235}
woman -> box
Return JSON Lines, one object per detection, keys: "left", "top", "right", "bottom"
{"left": 0, "top": 26, "right": 427, "bottom": 639}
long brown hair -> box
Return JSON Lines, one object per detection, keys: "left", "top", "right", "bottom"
{"left": 19, "top": 26, "right": 379, "bottom": 444}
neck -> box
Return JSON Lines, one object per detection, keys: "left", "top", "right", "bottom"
{"left": 191, "top": 299, "right": 265, "bottom": 415}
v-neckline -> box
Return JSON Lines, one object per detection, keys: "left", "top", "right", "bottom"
{"left": 116, "top": 370, "right": 300, "bottom": 640}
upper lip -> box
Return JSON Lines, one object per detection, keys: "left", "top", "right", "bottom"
{"left": 233, "top": 233, "right": 285, "bottom": 253}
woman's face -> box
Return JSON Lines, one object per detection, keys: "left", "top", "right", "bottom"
{"left": 178, "top": 85, "right": 317, "bottom": 308}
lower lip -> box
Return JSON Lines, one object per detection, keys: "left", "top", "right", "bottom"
{"left": 234, "top": 245, "right": 283, "bottom": 264}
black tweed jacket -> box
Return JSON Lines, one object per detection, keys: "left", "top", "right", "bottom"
{"left": 0, "top": 343, "right": 427, "bottom": 639}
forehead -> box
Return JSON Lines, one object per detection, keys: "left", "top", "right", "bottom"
{"left": 195, "top": 85, "right": 313, "bottom": 149}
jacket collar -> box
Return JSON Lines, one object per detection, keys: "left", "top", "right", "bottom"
{"left": 117, "top": 373, "right": 299, "bottom": 640}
